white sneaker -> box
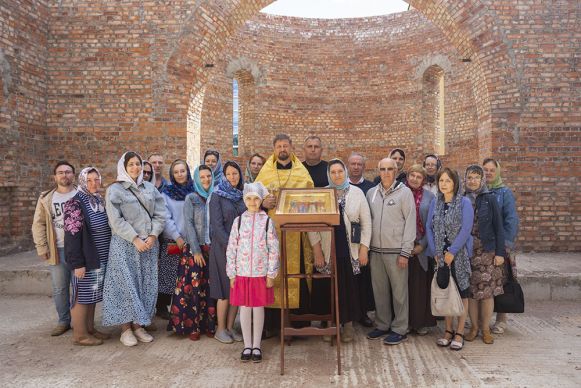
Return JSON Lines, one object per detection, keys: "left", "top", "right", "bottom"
{"left": 120, "top": 329, "right": 138, "bottom": 347}
{"left": 133, "top": 327, "right": 154, "bottom": 343}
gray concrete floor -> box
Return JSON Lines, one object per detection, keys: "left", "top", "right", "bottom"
{"left": 0, "top": 296, "right": 579, "bottom": 387}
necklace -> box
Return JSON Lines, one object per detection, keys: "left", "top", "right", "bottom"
{"left": 275, "top": 162, "right": 293, "bottom": 188}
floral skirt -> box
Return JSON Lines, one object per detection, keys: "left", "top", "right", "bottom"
{"left": 168, "top": 245, "right": 216, "bottom": 336}
{"left": 230, "top": 276, "right": 274, "bottom": 307}
{"left": 469, "top": 249, "right": 505, "bottom": 301}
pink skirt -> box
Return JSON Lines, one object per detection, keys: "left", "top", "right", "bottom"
{"left": 229, "top": 276, "right": 274, "bottom": 307}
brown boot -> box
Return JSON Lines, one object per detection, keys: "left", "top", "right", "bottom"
{"left": 464, "top": 328, "right": 479, "bottom": 342}
{"left": 482, "top": 330, "right": 494, "bottom": 344}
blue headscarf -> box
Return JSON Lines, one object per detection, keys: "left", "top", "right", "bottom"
{"left": 213, "top": 161, "right": 244, "bottom": 202}
{"left": 162, "top": 159, "right": 195, "bottom": 201}
{"left": 327, "top": 158, "right": 350, "bottom": 191}
{"left": 193, "top": 165, "right": 214, "bottom": 199}
{"left": 204, "top": 149, "right": 223, "bottom": 186}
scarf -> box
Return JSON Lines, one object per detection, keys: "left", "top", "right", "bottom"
{"left": 193, "top": 166, "right": 214, "bottom": 199}
{"left": 78, "top": 166, "right": 105, "bottom": 213}
{"left": 424, "top": 154, "right": 441, "bottom": 184}
{"left": 142, "top": 161, "right": 155, "bottom": 183}
{"left": 116, "top": 151, "right": 143, "bottom": 189}
{"left": 464, "top": 164, "right": 488, "bottom": 208}
{"left": 204, "top": 149, "right": 223, "bottom": 186}
{"left": 407, "top": 182, "right": 425, "bottom": 240}
{"left": 213, "top": 161, "right": 244, "bottom": 202}
{"left": 433, "top": 193, "right": 471, "bottom": 290}
{"left": 162, "top": 159, "right": 195, "bottom": 201}
{"left": 488, "top": 160, "right": 505, "bottom": 189}
{"left": 326, "top": 158, "right": 350, "bottom": 206}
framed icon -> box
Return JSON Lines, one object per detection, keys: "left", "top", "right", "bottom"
{"left": 273, "top": 188, "right": 340, "bottom": 226}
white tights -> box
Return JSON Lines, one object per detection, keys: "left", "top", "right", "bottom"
{"left": 240, "top": 306, "right": 265, "bottom": 352}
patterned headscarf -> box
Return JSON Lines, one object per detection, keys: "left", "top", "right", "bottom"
{"left": 78, "top": 166, "right": 105, "bottom": 213}
{"left": 406, "top": 164, "right": 427, "bottom": 240}
{"left": 326, "top": 158, "right": 350, "bottom": 207}
{"left": 423, "top": 154, "right": 442, "bottom": 184}
{"left": 204, "top": 149, "right": 223, "bottom": 186}
{"left": 162, "top": 159, "right": 195, "bottom": 201}
{"left": 213, "top": 161, "right": 244, "bottom": 201}
{"left": 193, "top": 165, "right": 214, "bottom": 199}
{"left": 484, "top": 159, "right": 505, "bottom": 189}
{"left": 116, "top": 151, "right": 143, "bottom": 189}
{"left": 464, "top": 164, "right": 488, "bottom": 207}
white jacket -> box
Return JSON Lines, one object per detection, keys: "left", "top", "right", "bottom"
{"left": 308, "top": 186, "right": 371, "bottom": 275}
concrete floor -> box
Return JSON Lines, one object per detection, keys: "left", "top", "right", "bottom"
{"left": 1, "top": 296, "right": 579, "bottom": 387}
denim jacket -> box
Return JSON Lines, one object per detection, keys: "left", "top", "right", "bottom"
{"left": 475, "top": 192, "right": 506, "bottom": 257}
{"left": 105, "top": 181, "right": 166, "bottom": 243}
{"left": 183, "top": 192, "right": 208, "bottom": 255}
{"left": 489, "top": 186, "right": 519, "bottom": 249}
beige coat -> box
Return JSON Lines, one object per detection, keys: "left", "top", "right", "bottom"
{"left": 308, "top": 185, "right": 372, "bottom": 274}
{"left": 31, "top": 188, "right": 59, "bottom": 265}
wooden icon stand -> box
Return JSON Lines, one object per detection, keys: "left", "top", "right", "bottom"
{"left": 279, "top": 223, "right": 341, "bottom": 376}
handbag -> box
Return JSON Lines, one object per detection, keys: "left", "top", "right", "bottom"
{"left": 431, "top": 266, "right": 465, "bottom": 316}
{"left": 494, "top": 260, "right": 525, "bottom": 313}
{"left": 350, "top": 222, "right": 361, "bottom": 244}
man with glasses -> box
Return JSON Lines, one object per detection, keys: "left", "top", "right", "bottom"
{"left": 32, "top": 161, "right": 78, "bottom": 336}
{"left": 365, "top": 158, "right": 416, "bottom": 345}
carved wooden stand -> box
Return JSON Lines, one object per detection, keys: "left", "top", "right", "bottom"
{"left": 279, "top": 223, "right": 341, "bottom": 375}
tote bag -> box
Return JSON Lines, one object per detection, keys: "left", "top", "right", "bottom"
{"left": 494, "top": 260, "right": 525, "bottom": 313}
{"left": 431, "top": 267, "right": 465, "bottom": 317}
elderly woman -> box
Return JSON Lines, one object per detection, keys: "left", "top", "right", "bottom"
{"left": 309, "top": 159, "right": 371, "bottom": 343}
{"left": 157, "top": 159, "right": 196, "bottom": 320}
{"left": 463, "top": 165, "right": 506, "bottom": 345}
{"left": 245, "top": 153, "right": 265, "bottom": 183}
{"left": 63, "top": 167, "right": 111, "bottom": 346}
{"left": 209, "top": 161, "right": 246, "bottom": 344}
{"left": 482, "top": 158, "right": 519, "bottom": 334}
{"left": 405, "top": 164, "right": 436, "bottom": 335}
{"left": 103, "top": 151, "right": 166, "bottom": 347}
{"left": 168, "top": 165, "right": 217, "bottom": 340}
{"left": 204, "top": 149, "right": 223, "bottom": 186}
{"left": 426, "top": 167, "right": 474, "bottom": 351}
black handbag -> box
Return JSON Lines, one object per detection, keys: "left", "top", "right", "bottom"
{"left": 350, "top": 222, "right": 361, "bottom": 244}
{"left": 494, "top": 260, "right": 524, "bottom": 313}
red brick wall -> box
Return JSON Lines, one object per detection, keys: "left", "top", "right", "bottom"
{"left": 1, "top": 0, "right": 579, "bottom": 253}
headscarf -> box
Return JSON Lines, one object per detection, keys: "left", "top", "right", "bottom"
{"left": 243, "top": 182, "right": 269, "bottom": 201}
{"left": 193, "top": 165, "right": 214, "bottom": 199}
{"left": 245, "top": 154, "right": 265, "bottom": 183}
{"left": 213, "top": 161, "right": 244, "bottom": 202}
{"left": 423, "top": 154, "right": 442, "bottom": 184}
{"left": 484, "top": 159, "right": 505, "bottom": 189}
{"left": 78, "top": 166, "right": 105, "bottom": 213}
{"left": 406, "top": 164, "right": 427, "bottom": 240}
{"left": 204, "top": 149, "right": 223, "bottom": 186}
{"left": 326, "top": 159, "right": 350, "bottom": 207}
{"left": 142, "top": 161, "right": 155, "bottom": 183}
{"left": 389, "top": 148, "right": 406, "bottom": 171}
{"left": 162, "top": 159, "right": 195, "bottom": 201}
{"left": 116, "top": 151, "right": 143, "bottom": 189}
{"left": 464, "top": 164, "right": 488, "bottom": 207}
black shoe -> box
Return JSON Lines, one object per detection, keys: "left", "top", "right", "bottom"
{"left": 251, "top": 348, "right": 262, "bottom": 363}
{"left": 360, "top": 316, "right": 374, "bottom": 327}
{"left": 240, "top": 348, "right": 252, "bottom": 362}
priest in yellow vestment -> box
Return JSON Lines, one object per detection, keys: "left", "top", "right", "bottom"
{"left": 255, "top": 134, "right": 314, "bottom": 309}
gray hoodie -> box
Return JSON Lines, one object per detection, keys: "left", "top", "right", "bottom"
{"left": 366, "top": 181, "right": 416, "bottom": 258}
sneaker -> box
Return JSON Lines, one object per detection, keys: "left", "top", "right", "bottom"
{"left": 416, "top": 327, "right": 429, "bottom": 336}
{"left": 491, "top": 321, "right": 507, "bottom": 334}
{"left": 383, "top": 332, "right": 408, "bottom": 345}
{"left": 50, "top": 324, "right": 71, "bottom": 337}
{"left": 120, "top": 329, "right": 138, "bottom": 347}
{"left": 133, "top": 327, "right": 154, "bottom": 343}
{"left": 367, "top": 328, "right": 390, "bottom": 340}
{"left": 228, "top": 329, "right": 243, "bottom": 342}
{"left": 214, "top": 330, "right": 234, "bottom": 344}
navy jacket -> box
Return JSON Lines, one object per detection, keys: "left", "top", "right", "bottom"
{"left": 475, "top": 192, "right": 506, "bottom": 257}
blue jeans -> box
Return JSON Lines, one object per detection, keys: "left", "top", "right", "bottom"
{"left": 50, "top": 248, "right": 71, "bottom": 325}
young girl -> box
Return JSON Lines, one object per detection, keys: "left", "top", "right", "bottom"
{"left": 226, "top": 182, "right": 279, "bottom": 363}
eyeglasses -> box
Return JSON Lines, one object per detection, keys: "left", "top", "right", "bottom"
{"left": 466, "top": 176, "right": 482, "bottom": 182}
{"left": 143, "top": 171, "right": 153, "bottom": 175}
{"left": 379, "top": 167, "right": 396, "bottom": 172}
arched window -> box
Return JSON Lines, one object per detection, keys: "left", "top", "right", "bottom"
{"left": 232, "top": 70, "right": 255, "bottom": 158}
{"left": 422, "top": 65, "right": 445, "bottom": 155}
{"left": 232, "top": 79, "right": 239, "bottom": 156}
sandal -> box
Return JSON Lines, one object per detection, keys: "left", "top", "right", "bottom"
{"left": 89, "top": 329, "right": 111, "bottom": 340}
{"left": 240, "top": 347, "right": 252, "bottom": 362}
{"left": 450, "top": 333, "right": 464, "bottom": 351}
{"left": 73, "top": 336, "right": 103, "bottom": 346}
{"left": 437, "top": 330, "right": 455, "bottom": 347}
{"left": 491, "top": 321, "right": 507, "bottom": 334}
{"left": 251, "top": 348, "right": 262, "bottom": 363}
{"left": 482, "top": 330, "right": 494, "bottom": 344}
{"left": 464, "top": 329, "right": 478, "bottom": 342}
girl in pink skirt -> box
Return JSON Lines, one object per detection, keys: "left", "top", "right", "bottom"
{"left": 226, "top": 182, "right": 279, "bottom": 362}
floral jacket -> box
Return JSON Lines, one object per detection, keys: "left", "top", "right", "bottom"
{"left": 226, "top": 210, "right": 279, "bottom": 279}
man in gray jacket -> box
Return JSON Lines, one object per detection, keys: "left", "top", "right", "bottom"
{"left": 366, "top": 158, "right": 416, "bottom": 345}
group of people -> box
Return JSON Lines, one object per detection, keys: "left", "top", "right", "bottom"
{"left": 32, "top": 133, "right": 519, "bottom": 363}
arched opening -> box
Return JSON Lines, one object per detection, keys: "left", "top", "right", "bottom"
{"left": 422, "top": 65, "right": 446, "bottom": 156}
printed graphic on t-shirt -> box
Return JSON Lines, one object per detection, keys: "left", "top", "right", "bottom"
{"left": 52, "top": 190, "right": 77, "bottom": 248}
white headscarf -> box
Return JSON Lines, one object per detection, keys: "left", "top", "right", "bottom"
{"left": 116, "top": 151, "right": 144, "bottom": 188}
